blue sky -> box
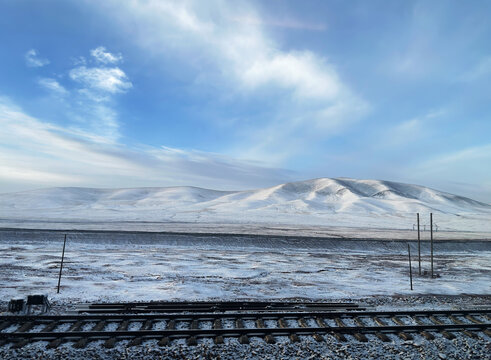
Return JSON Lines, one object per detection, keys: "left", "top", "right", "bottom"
{"left": 0, "top": 0, "right": 490, "bottom": 202}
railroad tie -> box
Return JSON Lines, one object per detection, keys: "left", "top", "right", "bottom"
{"left": 73, "top": 320, "right": 105, "bottom": 349}
{"left": 186, "top": 320, "right": 199, "bottom": 346}
{"left": 236, "top": 319, "right": 249, "bottom": 344}
{"left": 16, "top": 321, "right": 35, "bottom": 333}
{"left": 255, "top": 318, "right": 275, "bottom": 344}
{"left": 330, "top": 317, "right": 347, "bottom": 342}
{"left": 411, "top": 316, "right": 434, "bottom": 340}
{"left": 41, "top": 321, "right": 59, "bottom": 332}
{"left": 374, "top": 316, "right": 412, "bottom": 341}
{"left": 297, "top": 317, "right": 322, "bottom": 342}
{"left": 0, "top": 322, "right": 11, "bottom": 332}
{"left": 32, "top": 321, "right": 60, "bottom": 348}
{"left": 104, "top": 320, "right": 129, "bottom": 348}
{"left": 391, "top": 316, "right": 413, "bottom": 341}
{"left": 371, "top": 317, "right": 392, "bottom": 342}
{"left": 298, "top": 318, "right": 309, "bottom": 328}
{"left": 464, "top": 315, "right": 491, "bottom": 337}
{"left": 158, "top": 320, "right": 175, "bottom": 346}
{"left": 312, "top": 316, "right": 327, "bottom": 341}
{"left": 48, "top": 321, "right": 86, "bottom": 349}
{"left": 343, "top": 317, "right": 367, "bottom": 342}
{"left": 8, "top": 323, "right": 31, "bottom": 349}
{"left": 11, "top": 322, "right": 36, "bottom": 349}
{"left": 429, "top": 316, "right": 455, "bottom": 340}
{"left": 212, "top": 318, "right": 224, "bottom": 344}
{"left": 278, "top": 318, "right": 299, "bottom": 343}
{"left": 278, "top": 318, "right": 288, "bottom": 328}
{"left": 353, "top": 317, "right": 380, "bottom": 342}
{"left": 447, "top": 315, "right": 479, "bottom": 339}
{"left": 129, "top": 320, "right": 153, "bottom": 347}
{"left": 47, "top": 336, "right": 64, "bottom": 348}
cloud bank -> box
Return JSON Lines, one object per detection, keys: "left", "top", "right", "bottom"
{"left": 0, "top": 98, "right": 292, "bottom": 193}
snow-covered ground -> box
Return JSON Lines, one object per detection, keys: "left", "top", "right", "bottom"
{"left": 1, "top": 178, "right": 490, "bottom": 236}
{"left": 1, "top": 229, "right": 489, "bottom": 303}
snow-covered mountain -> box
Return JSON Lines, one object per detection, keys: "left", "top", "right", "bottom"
{"left": 0, "top": 178, "right": 490, "bottom": 232}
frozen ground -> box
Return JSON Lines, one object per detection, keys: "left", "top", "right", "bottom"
{"left": 1, "top": 229, "right": 489, "bottom": 303}
{"left": 1, "top": 229, "right": 490, "bottom": 359}
{"left": 1, "top": 178, "right": 490, "bottom": 237}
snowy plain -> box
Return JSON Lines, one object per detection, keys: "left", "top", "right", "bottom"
{"left": 1, "top": 229, "right": 490, "bottom": 303}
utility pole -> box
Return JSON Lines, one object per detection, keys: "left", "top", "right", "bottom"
{"left": 57, "top": 234, "right": 67, "bottom": 294}
{"left": 408, "top": 244, "right": 413, "bottom": 290}
{"left": 430, "top": 213, "right": 434, "bottom": 278}
{"left": 417, "top": 213, "right": 421, "bottom": 275}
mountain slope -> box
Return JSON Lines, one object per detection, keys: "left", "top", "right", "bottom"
{"left": 0, "top": 178, "right": 489, "bottom": 231}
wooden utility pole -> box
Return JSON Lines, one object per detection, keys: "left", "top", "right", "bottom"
{"left": 57, "top": 234, "right": 67, "bottom": 294}
{"left": 408, "top": 244, "right": 413, "bottom": 290}
{"left": 417, "top": 213, "right": 421, "bottom": 275}
{"left": 430, "top": 213, "right": 434, "bottom": 278}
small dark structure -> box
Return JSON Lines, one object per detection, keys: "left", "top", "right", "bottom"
{"left": 26, "top": 294, "right": 50, "bottom": 314}
{"left": 8, "top": 299, "right": 25, "bottom": 313}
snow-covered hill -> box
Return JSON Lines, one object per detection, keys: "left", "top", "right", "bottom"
{"left": 0, "top": 178, "right": 490, "bottom": 232}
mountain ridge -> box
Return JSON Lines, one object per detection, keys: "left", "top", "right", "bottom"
{"left": 1, "top": 177, "right": 490, "bottom": 232}
{"left": 0, "top": 177, "right": 489, "bottom": 211}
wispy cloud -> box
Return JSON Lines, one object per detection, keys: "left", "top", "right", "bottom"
{"left": 38, "top": 78, "right": 68, "bottom": 96}
{"left": 90, "top": 46, "right": 123, "bottom": 64}
{"left": 0, "top": 98, "right": 292, "bottom": 192}
{"left": 25, "top": 49, "right": 50, "bottom": 67}
{"left": 26, "top": 47, "right": 132, "bottom": 141}
{"left": 89, "top": 0, "right": 368, "bottom": 163}
{"left": 66, "top": 50, "right": 132, "bottom": 140}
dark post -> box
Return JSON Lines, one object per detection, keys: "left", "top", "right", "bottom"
{"left": 57, "top": 234, "right": 67, "bottom": 294}
{"left": 408, "top": 244, "right": 413, "bottom": 290}
{"left": 430, "top": 213, "right": 434, "bottom": 278}
{"left": 417, "top": 213, "right": 421, "bottom": 275}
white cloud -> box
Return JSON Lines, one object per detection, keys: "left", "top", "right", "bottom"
{"left": 38, "top": 78, "right": 68, "bottom": 95}
{"left": 88, "top": 0, "right": 368, "bottom": 162}
{"left": 69, "top": 66, "right": 132, "bottom": 93}
{"left": 239, "top": 51, "right": 340, "bottom": 99}
{"left": 0, "top": 98, "right": 291, "bottom": 191}
{"left": 90, "top": 46, "right": 123, "bottom": 64}
{"left": 25, "top": 49, "right": 50, "bottom": 67}
{"left": 66, "top": 50, "right": 133, "bottom": 141}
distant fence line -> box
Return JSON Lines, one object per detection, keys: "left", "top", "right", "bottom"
{"left": 412, "top": 223, "right": 438, "bottom": 231}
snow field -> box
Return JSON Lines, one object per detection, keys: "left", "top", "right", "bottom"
{"left": 1, "top": 230, "right": 490, "bottom": 304}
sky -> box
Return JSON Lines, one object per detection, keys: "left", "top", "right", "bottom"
{"left": 0, "top": 0, "right": 490, "bottom": 203}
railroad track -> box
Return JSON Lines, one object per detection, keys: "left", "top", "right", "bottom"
{"left": 74, "top": 301, "right": 365, "bottom": 314}
{"left": 0, "top": 307, "right": 490, "bottom": 349}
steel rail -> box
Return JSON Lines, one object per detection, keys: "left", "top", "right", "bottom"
{"left": 1, "top": 308, "right": 489, "bottom": 322}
